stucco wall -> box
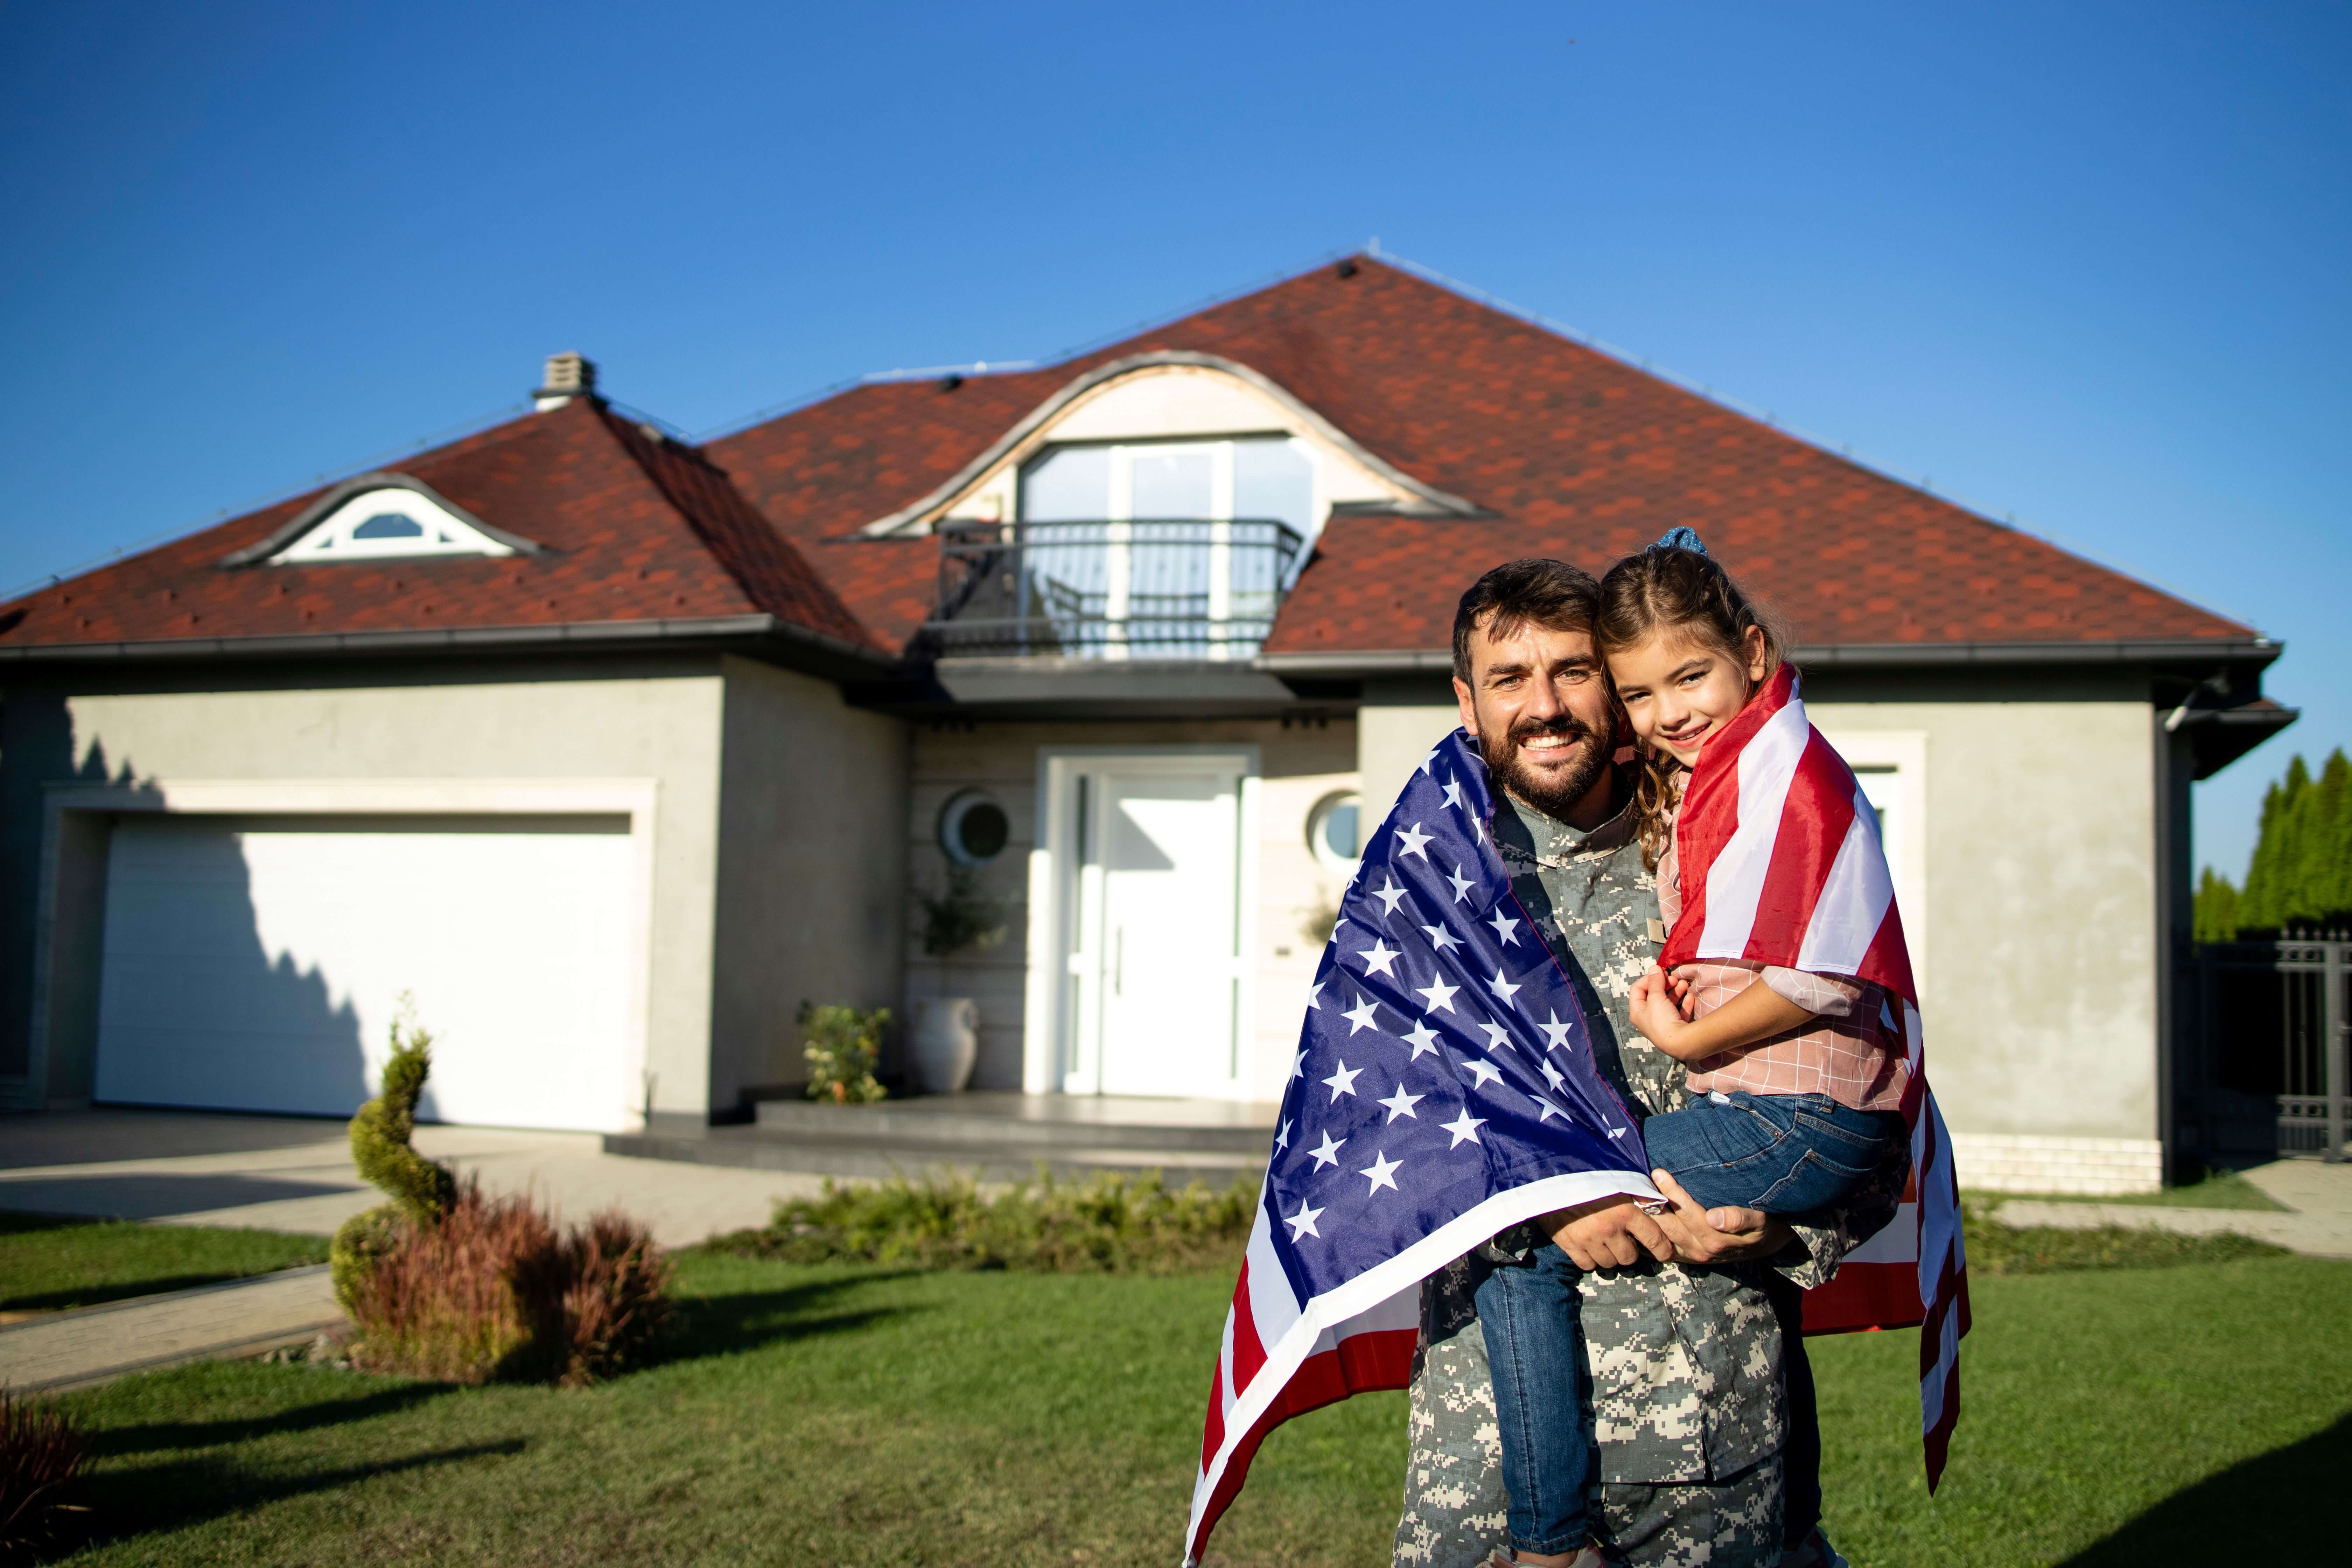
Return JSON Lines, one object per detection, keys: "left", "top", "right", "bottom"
{"left": 906, "top": 717, "right": 1356, "bottom": 1098}
{"left": 1352, "top": 686, "right": 2165, "bottom": 1150}
{"left": 0, "top": 658, "right": 726, "bottom": 1116}
{"left": 710, "top": 656, "right": 908, "bottom": 1107}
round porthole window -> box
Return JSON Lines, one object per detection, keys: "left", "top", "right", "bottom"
{"left": 939, "top": 790, "right": 1010, "bottom": 866}
{"left": 1307, "top": 790, "right": 1362, "bottom": 874}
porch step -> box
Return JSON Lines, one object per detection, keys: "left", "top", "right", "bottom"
{"left": 602, "top": 1125, "right": 1269, "bottom": 1187}
{"left": 601, "top": 1093, "right": 1281, "bottom": 1189}
{"left": 750, "top": 1094, "right": 1277, "bottom": 1154}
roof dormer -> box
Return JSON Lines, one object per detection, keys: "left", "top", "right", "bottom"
{"left": 218, "top": 473, "right": 546, "bottom": 568}
{"left": 860, "top": 351, "right": 1483, "bottom": 537}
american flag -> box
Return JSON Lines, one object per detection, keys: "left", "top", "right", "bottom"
{"left": 1184, "top": 728, "right": 1661, "bottom": 1565}
{"left": 1659, "top": 664, "right": 1969, "bottom": 1488}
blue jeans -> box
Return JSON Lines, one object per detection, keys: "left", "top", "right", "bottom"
{"left": 1474, "top": 1242, "right": 1594, "bottom": 1555}
{"left": 1640, "top": 1091, "right": 1905, "bottom": 1215}
{"left": 1477, "top": 1094, "right": 1902, "bottom": 1555}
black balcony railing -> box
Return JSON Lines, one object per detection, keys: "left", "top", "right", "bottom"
{"left": 924, "top": 518, "right": 1306, "bottom": 659}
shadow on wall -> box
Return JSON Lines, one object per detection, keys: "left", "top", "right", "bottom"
{"left": 0, "top": 686, "right": 368, "bottom": 1112}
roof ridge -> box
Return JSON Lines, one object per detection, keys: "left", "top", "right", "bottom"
{"left": 593, "top": 405, "right": 881, "bottom": 654}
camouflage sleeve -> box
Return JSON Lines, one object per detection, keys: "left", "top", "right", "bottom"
{"left": 1772, "top": 1132, "right": 1912, "bottom": 1289}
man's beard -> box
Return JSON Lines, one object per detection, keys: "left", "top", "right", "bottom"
{"left": 1476, "top": 709, "right": 1611, "bottom": 822}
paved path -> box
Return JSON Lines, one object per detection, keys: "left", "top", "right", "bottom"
{"left": 1994, "top": 1158, "right": 2352, "bottom": 1259}
{"left": 0, "top": 1266, "right": 342, "bottom": 1393}
{"left": 0, "top": 1112, "right": 831, "bottom": 1247}
{"left": 0, "top": 1109, "right": 839, "bottom": 1389}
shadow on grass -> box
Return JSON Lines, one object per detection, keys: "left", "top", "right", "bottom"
{"left": 90, "top": 1383, "right": 459, "bottom": 1458}
{"left": 81, "top": 1438, "right": 527, "bottom": 1547}
{"left": 657, "top": 1270, "right": 925, "bottom": 1367}
{"left": 2059, "top": 1411, "right": 2351, "bottom": 1564}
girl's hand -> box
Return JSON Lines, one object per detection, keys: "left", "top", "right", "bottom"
{"left": 1628, "top": 970, "right": 1692, "bottom": 1053}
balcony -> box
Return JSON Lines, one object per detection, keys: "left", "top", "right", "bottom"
{"left": 923, "top": 518, "right": 1306, "bottom": 661}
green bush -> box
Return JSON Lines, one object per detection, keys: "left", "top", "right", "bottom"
{"left": 1959, "top": 1198, "right": 2288, "bottom": 1275}
{"left": 330, "top": 999, "right": 458, "bottom": 1310}
{"left": 703, "top": 1168, "right": 1256, "bottom": 1274}
{"left": 800, "top": 1002, "right": 888, "bottom": 1104}
{"left": 916, "top": 865, "right": 1008, "bottom": 958}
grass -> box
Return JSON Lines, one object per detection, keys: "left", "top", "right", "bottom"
{"left": 0, "top": 1212, "right": 329, "bottom": 1315}
{"left": 32, "top": 1237, "right": 2350, "bottom": 1565}
{"left": 1960, "top": 1201, "right": 2288, "bottom": 1275}
{"left": 1969, "top": 1166, "right": 2290, "bottom": 1212}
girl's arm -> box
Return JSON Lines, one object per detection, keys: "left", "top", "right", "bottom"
{"left": 1628, "top": 968, "right": 1814, "bottom": 1063}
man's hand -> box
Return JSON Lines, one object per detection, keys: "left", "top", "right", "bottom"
{"left": 1544, "top": 1195, "right": 1674, "bottom": 1270}
{"left": 1645, "top": 1169, "right": 1791, "bottom": 1266}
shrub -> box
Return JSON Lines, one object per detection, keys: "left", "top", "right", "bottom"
{"left": 0, "top": 1387, "right": 86, "bottom": 1564}
{"left": 331, "top": 999, "right": 457, "bottom": 1310}
{"left": 704, "top": 1168, "right": 1256, "bottom": 1274}
{"left": 801, "top": 1002, "right": 888, "bottom": 1104}
{"left": 344, "top": 1180, "right": 673, "bottom": 1387}
{"left": 916, "top": 864, "right": 1008, "bottom": 957}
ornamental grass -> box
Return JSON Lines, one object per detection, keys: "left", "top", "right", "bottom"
{"left": 343, "top": 1180, "right": 672, "bottom": 1387}
{"left": 0, "top": 1387, "right": 86, "bottom": 1565}
{"left": 705, "top": 1168, "right": 1256, "bottom": 1274}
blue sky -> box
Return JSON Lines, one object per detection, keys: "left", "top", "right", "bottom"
{"left": 2, "top": 1, "right": 2343, "bottom": 878}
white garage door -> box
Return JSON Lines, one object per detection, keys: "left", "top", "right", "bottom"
{"left": 94, "top": 814, "right": 641, "bottom": 1132}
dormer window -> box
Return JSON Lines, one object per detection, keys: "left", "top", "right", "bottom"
{"left": 222, "top": 474, "right": 544, "bottom": 568}
{"left": 1021, "top": 435, "right": 1316, "bottom": 536}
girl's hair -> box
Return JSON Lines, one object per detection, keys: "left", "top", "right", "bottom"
{"left": 1595, "top": 535, "right": 1790, "bottom": 870}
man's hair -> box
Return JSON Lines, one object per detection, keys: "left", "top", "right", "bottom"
{"left": 1450, "top": 558, "right": 1601, "bottom": 682}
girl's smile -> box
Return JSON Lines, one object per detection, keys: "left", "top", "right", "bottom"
{"left": 1607, "top": 624, "right": 1771, "bottom": 766}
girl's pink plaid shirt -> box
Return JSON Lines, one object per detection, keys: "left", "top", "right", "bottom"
{"left": 1657, "top": 827, "right": 1910, "bottom": 1113}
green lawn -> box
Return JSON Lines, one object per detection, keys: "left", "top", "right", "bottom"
{"left": 38, "top": 1247, "right": 2349, "bottom": 1566}
{"left": 0, "top": 1212, "right": 330, "bottom": 1314}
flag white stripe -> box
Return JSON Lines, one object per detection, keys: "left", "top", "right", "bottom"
{"left": 1793, "top": 782, "right": 1896, "bottom": 974}
{"left": 1916, "top": 1097, "right": 1963, "bottom": 1298}
{"left": 1698, "top": 699, "right": 1811, "bottom": 958}
{"left": 1841, "top": 1200, "right": 1920, "bottom": 1265}
{"left": 1218, "top": 1306, "right": 1239, "bottom": 1417}
{"left": 1242, "top": 1202, "right": 1300, "bottom": 1351}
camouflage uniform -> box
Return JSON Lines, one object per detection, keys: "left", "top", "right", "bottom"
{"left": 1393, "top": 790, "right": 1903, "bottom": 1568}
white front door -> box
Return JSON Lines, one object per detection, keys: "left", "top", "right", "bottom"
{"left": 1057, "top": 758, "right": 1249, "bottom": 1097}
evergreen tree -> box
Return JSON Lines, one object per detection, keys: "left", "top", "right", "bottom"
{"left": 2200, "top": 749, "right": 2352, "bottom": 941}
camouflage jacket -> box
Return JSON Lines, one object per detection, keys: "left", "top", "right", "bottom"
{"left": 1413, "top": 786, "right": 1903, "bottom": 1486}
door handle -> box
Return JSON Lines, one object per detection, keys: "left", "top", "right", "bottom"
{"left": 1114, "top": 926, "right": 1124, "bottom": 995}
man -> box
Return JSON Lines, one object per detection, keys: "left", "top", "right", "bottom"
{"left": 1393, "top": 559, "right": 1900, "bottom": 1568}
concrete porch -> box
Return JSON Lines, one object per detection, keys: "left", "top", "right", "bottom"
{"left": 604, "top": 1092, "right": 1282, "bottom": 1185}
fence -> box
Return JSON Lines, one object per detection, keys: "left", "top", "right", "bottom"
{"left": 923, "top": 518, "right": 1306, "bottom": 660}
{"left": 2195, "top": 933, "right": 2351, "bottom": 1163}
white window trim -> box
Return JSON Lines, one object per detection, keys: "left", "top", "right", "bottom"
{"left": 271, "top": 489, "right": 519, "bottom": 563}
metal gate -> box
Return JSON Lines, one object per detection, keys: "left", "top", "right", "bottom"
{"left": 2195, "top": 936, "right": 2352, "bottom": 1162}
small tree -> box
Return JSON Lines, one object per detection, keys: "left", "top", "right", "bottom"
{"left": 2198, "top": 748, "right": 2352, "bottom": 940}
{"left": 801, "top": 1002, "right": 889, "bottom": 1103}
{"left": 330, "top": 997, "right": 457, "bottom": 1309}
{"left": 917, "top": 865, "right": 1007, "bottom": 958}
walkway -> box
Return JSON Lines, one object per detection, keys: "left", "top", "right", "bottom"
{"left": 1995, "top": 1159, "right": 2352, "bottom": 1259}
{"left": 0, "top": 1108, "right": 837, "bottom": 1391}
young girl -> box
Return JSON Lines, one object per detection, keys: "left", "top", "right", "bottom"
{"left": 1471, "top": 529, "right": 1899, "bottom": 1568}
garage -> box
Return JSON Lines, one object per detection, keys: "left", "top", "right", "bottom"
{"left": 92, "top": 813, "right": 643, "bottom": 1132}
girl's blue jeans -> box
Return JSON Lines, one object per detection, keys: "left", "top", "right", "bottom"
{"left": 1477, "top": 1092, "right": 1904, "bottom": 1555}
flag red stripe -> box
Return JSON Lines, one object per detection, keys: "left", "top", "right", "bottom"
{"left": 1186, "top": 1329, "right": 1416, "bottom": 1563}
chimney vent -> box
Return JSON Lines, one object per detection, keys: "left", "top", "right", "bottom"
{"left": 534, "top": 352, "right": 598, "bottom": 411}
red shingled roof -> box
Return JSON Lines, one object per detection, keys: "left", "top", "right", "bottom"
{"left": 0, "top": 399, "right": 876, "bottom": 658}
{"left": 711, "top": 257, "right": 2252, "bottom": 658}
{"left": 8, "top": 258, "right": 2252, "bottom": 670}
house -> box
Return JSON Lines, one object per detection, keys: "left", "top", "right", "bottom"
{"left": 0, "top": 257, "right": 2292, "bottom": 1192}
